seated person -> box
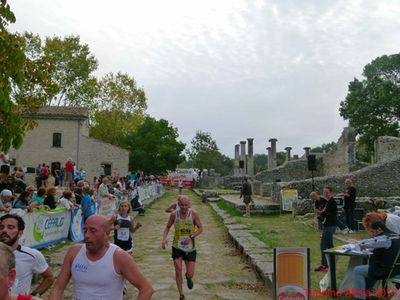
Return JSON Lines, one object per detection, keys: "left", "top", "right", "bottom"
{"left": 353, "top": 221, "right": 400, "bottom": 300}
{"left": 363, "top": 212, "right": 400, "bottom": 235}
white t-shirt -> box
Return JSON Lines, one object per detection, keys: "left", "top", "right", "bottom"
{"left": 11, "top": 245, "right": 49, "bottom": 294}
{"left": 58, "top": 197, "right": 72, "bottom": 209}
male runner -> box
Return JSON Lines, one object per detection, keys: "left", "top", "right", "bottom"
{"left": 162, "top": 196, "right": 203, "bottom": 300}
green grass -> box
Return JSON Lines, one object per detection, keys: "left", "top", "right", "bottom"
{"left": 215, "top": 199, "right": 242, "bottom": 217}
{"left": 212, "top": 201, "right": 371, "bottom": 294}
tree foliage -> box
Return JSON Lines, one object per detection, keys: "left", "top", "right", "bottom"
{"left": 186, "top": 131, "right": 226, "bottom": 173}
{"left": 0, "top": 2, "right": 54, "bottom": 151}
{"left": 124, "top": 117, "right": 185, "bottom": 174}
{"left": 339, "top": 53, "right": 400, "bottom": 159}
{"left": 311, "top": 142, "right": 336, "bottom": 153}
{"left": 43, "top": 35, "right": 99, "bottom": 106}
{"left": 89, "top": 72, "right": 147, "bottom": 146}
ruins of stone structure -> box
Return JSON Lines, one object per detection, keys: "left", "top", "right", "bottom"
{"left": 224, "top": 127, "right": 400, "bottom": 199}
{"left": 233, "top": 139, "right": 255, "bottom": 177}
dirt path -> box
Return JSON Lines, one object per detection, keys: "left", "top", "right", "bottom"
{"left": 42, "top": 190, "right": 270, "bottom": 300}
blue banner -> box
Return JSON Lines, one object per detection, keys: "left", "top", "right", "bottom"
{"left": 69, "top": 208, "right": 84, "bottom": 242}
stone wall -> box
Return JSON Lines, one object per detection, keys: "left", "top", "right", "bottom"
{"left": 254, "top": 159, "right": 322, "bottom": 183}
{"left": 278, "top": 155, "right": 400, "bottom": 198}
{"left": 320, "top": 127, "right": 357, "bottom": 176}
{"left": 375, "top": 136, "right": 400, "bottom": 163}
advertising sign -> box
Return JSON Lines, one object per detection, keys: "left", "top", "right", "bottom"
{"left": 69, "top": 208, "right": 84, "bottom": 242}
{"left": 274, "top": 248, "right": 310, "bottom": 300}
{"left": 18, "top": 208, "right": 71, "bottom": 249}
{"left": 281, "top": 189, "right": 298, "bottom": 212}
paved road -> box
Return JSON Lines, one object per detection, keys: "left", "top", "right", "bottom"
{"left": 42, "top": 189, "right": 270, "bottom": 300}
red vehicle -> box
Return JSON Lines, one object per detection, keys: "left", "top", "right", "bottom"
{"left": 160, "top": 169, "right": 198, "bottom": 187}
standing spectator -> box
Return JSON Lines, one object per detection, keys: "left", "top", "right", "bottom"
{"left": 240, "top": 177, "right": 253, "bottom": 217}
{"left": 53, "top": 162, "right": 61, "bottom": 187}
{"left": 39, "top": 164, "right": 49, "bottom": 188}
{"left": 59, "top": 167, "right": 65, "bottom": 187}
{"left": 0, "top": 214, "right": 54, "bottom": 296}
{"left": 64, "top": 158, "right": 74, "bottom": 188}
{"left": 97, "top": 177, "right": 113, "bottom": 200}
{"left": 81, "top": 186, "right": 95, "bottom": 223}
{"left": 339, "top": 179, "right": 357, "bottom": 232}
{"left": 14, "top": 171, "right": 26, "bottom": 193}
{"left": 74, "top": 187, "right": 83, "bottom": 205}
{"left": 57, "top": 191, "right": 77, "bottom": 210}
{"left": 315, "top": 187, "right": 337, "bottom": 272}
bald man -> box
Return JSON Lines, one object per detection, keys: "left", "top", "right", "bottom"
{"left": 162, "top": 196, "right": 203, "bottom": 300}
{"left": 50, "top": 215, "right": 153, "bottom": 300}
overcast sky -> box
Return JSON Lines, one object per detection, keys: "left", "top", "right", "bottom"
{"left": 9, "top": 0, "right": 400, "bottom": 158}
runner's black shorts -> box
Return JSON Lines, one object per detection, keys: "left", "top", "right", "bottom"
{"left": 172, "top": 247, "right": 197, "bottom": 262}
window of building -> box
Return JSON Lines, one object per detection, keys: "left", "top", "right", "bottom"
{"left": 53, "top": 132, "right": 62, "bottom": 147}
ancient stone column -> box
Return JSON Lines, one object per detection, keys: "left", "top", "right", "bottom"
{"left": 267, "top": 147, "right": 272, "bottom": 170}
{"left": 304, "top": 147, "right": 311, "bottom": 158}
{"left": 234, "top": 144, "right": 240, "bottom": 176}
{"left": 285, "top": 147, "right": 292, "bottom": 162}
{"left": 240, "top": 141, "right": 246, "bottom": 176}
{"left": 247, "top": 138, "right": 254, "bottom": 176}
{"left": 269, "top": 138, "right": 277, "bottom": 169}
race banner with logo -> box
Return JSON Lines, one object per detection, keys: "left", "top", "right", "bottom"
{"left": 13, "top": 208, "right": 71, "bottom": 249}
{"left": 69, "top": 208, "right": 84, "bottom": 242}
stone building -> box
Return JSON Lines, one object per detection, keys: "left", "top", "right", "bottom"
{"left": 8, "top": 106, "right": 129, "bottom": 184}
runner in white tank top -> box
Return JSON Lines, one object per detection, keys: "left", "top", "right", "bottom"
{"left": 49, "top": 215, "right": 153, "bottom": 300}
{"left": 71, "top": 244, "right": 124, "bottom": 300}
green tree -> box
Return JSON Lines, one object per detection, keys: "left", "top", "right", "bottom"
{"left": 311, "top": 142, "right": 336, "bottom": 153}
{"left": 0, "top": 2, "right": 54, "bottom": 151}
{"left": 339, "top": 53, "right": 400, "bottom": 160}
{"left": 186, "top": 131, "right": 225, "bottom": 173}
{"left": 23, "top": 33, "right": 99, "bottom": 107}
{"left": 254, "top": 154, "right": 267, "bottom": 173}
{"left": 89, "top": 72, "right": 147, "bottom": 146}
{"left": 124, "top": 117, "right": 185, "bottom": 174}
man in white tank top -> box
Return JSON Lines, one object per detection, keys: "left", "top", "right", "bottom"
{"left": 49, "top": 215, "right": 153, "bottom": 300}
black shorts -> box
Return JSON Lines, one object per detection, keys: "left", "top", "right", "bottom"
{"left": 172, "top": 247, "right": 197, "bottom": 262}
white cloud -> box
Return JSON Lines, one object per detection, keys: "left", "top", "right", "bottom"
{"left": 8, "top": 0, "right": 400, "bottom": 157}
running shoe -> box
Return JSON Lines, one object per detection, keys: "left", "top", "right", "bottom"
{"left": 186, "top": 273, "right": 194, "bottom": 289}
{"left": 179, "top": 295, "right": 187, "bottom": 300}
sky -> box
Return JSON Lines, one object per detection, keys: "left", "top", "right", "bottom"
{"left": 9, "top": 0, "right": 400, "bottom": 158}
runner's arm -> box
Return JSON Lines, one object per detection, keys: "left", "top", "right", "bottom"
{"left": 162, "top": 213, "right": 175, "bottom": 249}
{"left": 165, "top": 202, "right": 177, "bottom": 213}
{"left": 115, "top": 250, "right": 154, "bottom": 300}
{"left": 191, "top": 211, "right": 203, "bottom": 239}
{"left": 49, "top": 245, "right": 79, "bottom": 300}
